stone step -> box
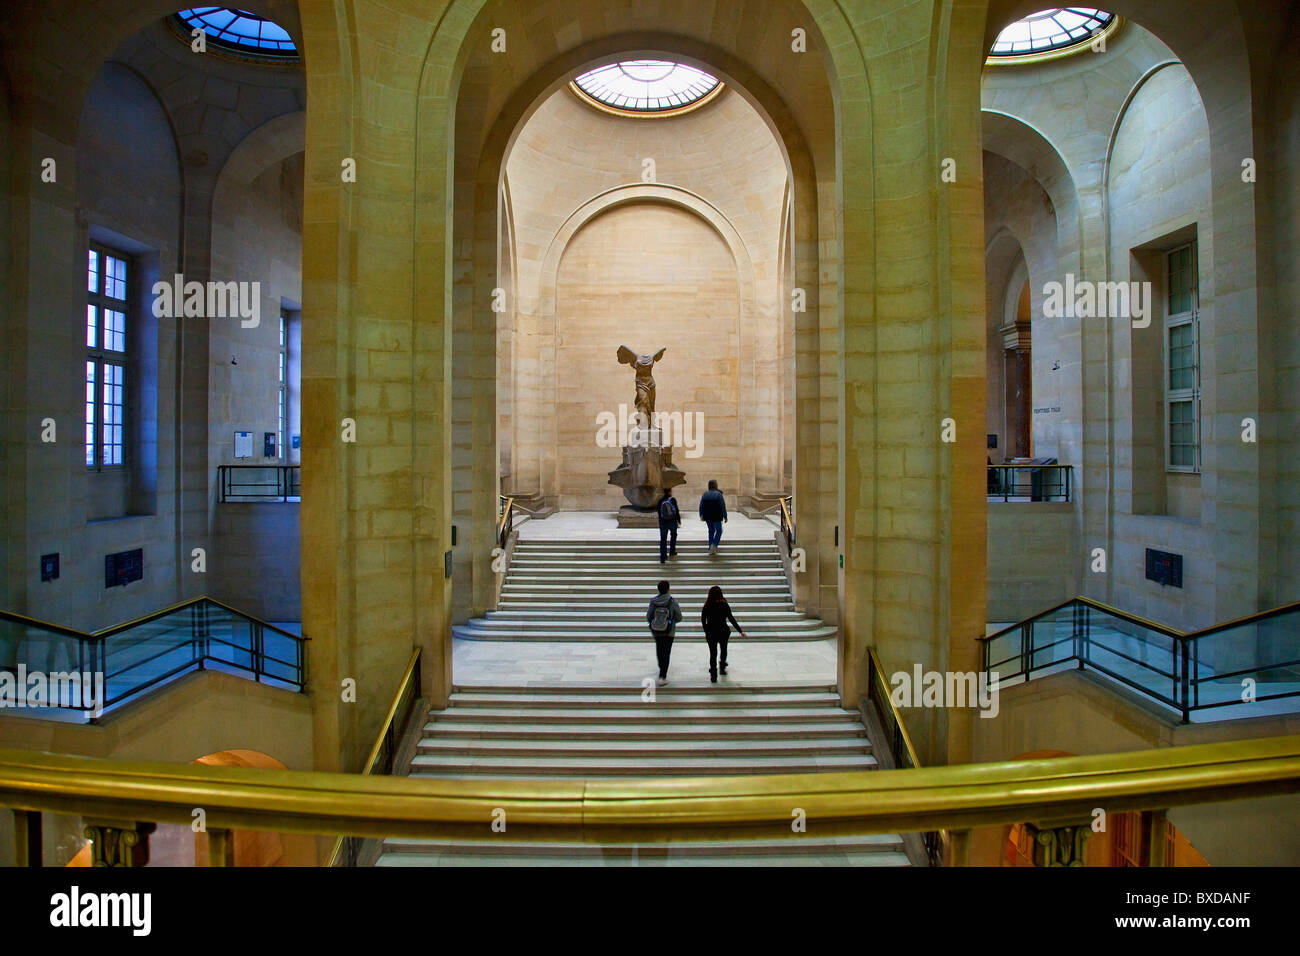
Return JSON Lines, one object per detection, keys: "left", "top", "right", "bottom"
{"left": 418, "top": 719, "right": 867, "bottom": 740}
{"left": 408, "top": 753, "right": 879, "bottom": 774}
{"left": 428, "top": 705, "right": 859, "bottom": 724}
{"left": 415, "top": 737, "right": 871, "bottom": 758}
{"left": 504, "top": 573, "right": 789, "bottom": 584}
{"left": 464, "top": 617, "right": 828, "bottom": 631}
{"left": 449, "top": 682, "right": 837, "bottom": 695}
{"left": 452, "top": 626, "right": 835, "bottom": 642}
{"left": 513, "top": 540, "right": 777, "bottom": 550}
{"left": 445, "top": 690, "right": 843, "bottom": 707}
{"left": 377, "top": 834, "right": 908, "bottom": 866}
{"left": 496, "top": 600, "right": 797, "bottom": 612}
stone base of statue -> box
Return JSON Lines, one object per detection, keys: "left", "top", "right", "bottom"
{"left": 608, "top": 429, "right": 686, "bottom": 521}
{"left": 616, "top": 505, "right": 662, "bottom": 528}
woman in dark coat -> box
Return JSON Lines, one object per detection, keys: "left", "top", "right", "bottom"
{"left": 701, "top": 585, "right": 745, "bottom": 683}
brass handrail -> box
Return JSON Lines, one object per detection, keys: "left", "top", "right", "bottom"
{"left": 866, "top": 647, "right": 947, "bottom": 863}
{"left": 2, "top": 736, "right": 1298, "bottom": 850}
{"left": 0, "top": 595, "right": 308, "bottom": 643}
{"left": 778, "top": 495, "right": 794, "bottom": 550}
{"left": 979, "top": 595, "right": 1300, "bottom": 644}
{"left": 360, "top": 647, "right": 423, "bottom": 777}
{"left": 498, "top": 495, "right": 515, "bottom": 547}
{"left": 326, "top": 646, "right": 424, "bottom": 866}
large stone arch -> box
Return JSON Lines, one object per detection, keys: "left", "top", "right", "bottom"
{"left": 412, "top": 3, "right": 849, "bottom": 642}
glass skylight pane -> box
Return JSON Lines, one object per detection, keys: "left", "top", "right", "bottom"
{"left": 574, "top": 60, "right": 721, "bottom": 113}
{"left": 991, "top": 8, "right": 1114, "bottom": 57}
{"left": 177, "top": 8, "right": 297, "bottom": 56}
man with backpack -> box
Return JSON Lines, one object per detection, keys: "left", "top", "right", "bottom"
{"left": 657, "top": 487, "right": 681, "bottom": 563}
{"left": 646, "top": 579, "right": 683, "bottom": 686}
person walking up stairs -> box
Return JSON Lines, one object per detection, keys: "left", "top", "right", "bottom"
{"left": 646, "top": 579, "right": 682, "bottom": 685}
{"left": 699, "top": 479, "right": 728, "bottom": 555}
{"left": 701, "top": 585, "right": 745, "bottom": 683}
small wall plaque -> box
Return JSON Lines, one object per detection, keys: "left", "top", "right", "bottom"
{"left": 1145, "top": 548, "right": 1183, "bottom": 588}
{"left": 105, "top": 548, "right": 144, "bottom": 588}
{"left": 41, "top": 553, "right": 59, "bottom": 582}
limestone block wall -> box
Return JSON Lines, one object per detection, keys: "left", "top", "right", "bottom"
{"left": 211, "top": 503, "right": 301, "bottom": 622}
{"left": 554, "top": 202, "right": 740, "bottom": 510}
{"left": 500, "top": 86, "right": 788, "bottom": 508}
{"left": 986, "top": 503, "right": 1078, "bottom": 620}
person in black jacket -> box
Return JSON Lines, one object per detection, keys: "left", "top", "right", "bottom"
{"left": 656, "top": 487, "right": 681, "bottom": 564}
{"left": 701, "top": 585, "right": 745, "bottom": 683}
{"left": 698, "top": 479, "right": 728, "bottom": 554}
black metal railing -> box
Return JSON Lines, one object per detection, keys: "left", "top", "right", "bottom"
{"left": 866, "top": 649, "right": 944, "bottom": 866}
{"left": 333, "top": 646, "right": 423, "bottom": 867}
{"left": 987, "top": 464, "right": 1072, "bottom": 502}
{"left": 779, "top": 495, "right": 795, "bottom": 552}
{"left": 979, "top": 597, "right": 1300, "bottom": 723}
{"left": 218, "top": 464, "right": 300, "bottom": 502}
{"left": 0, "top": 597, "right": 307, "bottom": 718}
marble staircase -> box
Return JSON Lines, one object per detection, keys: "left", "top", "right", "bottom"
{"left": 376, "top": 683, "right": 914, "bottom": 866}
{"left": 454, "top": 538, "right": 833, "bottom": 642}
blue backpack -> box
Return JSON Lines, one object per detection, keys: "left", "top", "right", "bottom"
{"left": 659, "top": 497, "right": 677, "bottom": 521}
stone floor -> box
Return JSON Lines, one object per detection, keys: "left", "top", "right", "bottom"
{"left": 452, "top": 635, "right": 837, "bottom": 686}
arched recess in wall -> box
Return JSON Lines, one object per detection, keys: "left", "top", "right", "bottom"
{"left": 532, "top": 185, "right": 761, "bottom": 510}
{"left": 76, "top": 61, "right": 182, "bottom": 528}
{"left": 984, "top": 228, "right": 1032, "bottom": 462}
{"left": 1105, "top": 62, "right": 1213, "bottom": 526}
{"left": 982, "top": 112, "right": 1080, "bottom": 468}
{"left": 414, "top": 0, "right": 850, "bottom": 633}
{"left": 64, "top": 749, "right": 302, "bottom": 867}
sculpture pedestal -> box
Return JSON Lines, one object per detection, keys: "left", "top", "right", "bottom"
{"left": 616, "top": 505, "right": 662, "bottom": 529}
{"left": 607, "top": 437, "right": 686, "bottom": 510}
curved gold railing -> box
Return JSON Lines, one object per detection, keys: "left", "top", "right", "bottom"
{"left": 3, "top": 734, "right": 1298, "bottom": 865}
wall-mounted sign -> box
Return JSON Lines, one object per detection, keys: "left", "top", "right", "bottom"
{"left": 1145, "top": 549, "right": 1183, "bottom": 589}
{"left": 234, "top": 431, "right": 253, "bottom": 459}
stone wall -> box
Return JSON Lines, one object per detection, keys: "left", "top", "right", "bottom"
{"left": 500, "top": 85, "right": 788, "bottom": 510}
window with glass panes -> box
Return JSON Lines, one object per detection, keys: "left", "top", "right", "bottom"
{"left": 86, "top": 246, "right": 129, "bottom": 468}
{"left": 278, "top": 311, "right": 287, "bottom": 459}
{"left": 1165, "top": 242, "right": 1199, "bottom": 472}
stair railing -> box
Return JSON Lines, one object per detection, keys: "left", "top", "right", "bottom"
{"left": 328, "top": 646, "right": 424, "bottom": 867}
{"left": 866, "top": 648, "right": 945, "bottom": 865}
{"left": 0, "top": 597, "right": 307, "bottom": 719}
{"left": 498, "top": 495, "right": 515, "bottom": 548}
{"left": 778, "top": 495, "right": 795, "bottom": 552}
{"left": 979, "top": 596, "right": 1300, "bottom": 722}
{"left": 4, "top": 733, "right": 1298, "bottom": 866}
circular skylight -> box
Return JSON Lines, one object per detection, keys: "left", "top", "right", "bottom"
{"left": 990, "top": 8, "right": 1115, "bottom": 58}
{"left": 572, "top": 60, "right": 722, "bottom": 115}
{"left": 175, "top": 8, "right": 297, "bottom": 57}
